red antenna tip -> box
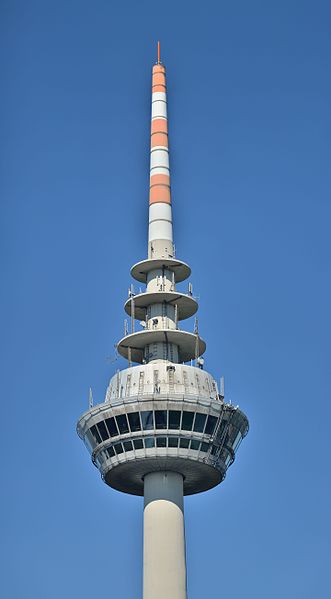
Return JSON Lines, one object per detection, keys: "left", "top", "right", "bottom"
{"left": 157, "top": 41, "right": 161, "bottom": 64}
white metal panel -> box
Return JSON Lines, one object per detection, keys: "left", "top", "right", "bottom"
{"left": 149, "top": 202, "right": 172, "bottom": 223}
{"left": 152, "top": 100, "right": 167, "bottom": 119}
{"left": 150, "top": 148, "right": 169, "bottom": 170}
{"left": 152, "top": 92, "right": 167, "bottom": 103}
{"left": 149, "top": 220, "right": 173, "bottom": 242}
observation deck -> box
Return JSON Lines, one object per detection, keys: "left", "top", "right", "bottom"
{"left": 77, "top": 364, "right": 249, "bottom": 496}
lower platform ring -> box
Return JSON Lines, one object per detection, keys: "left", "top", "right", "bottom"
{"left": 103, "top": 455, "right": 224, "bottom": 496}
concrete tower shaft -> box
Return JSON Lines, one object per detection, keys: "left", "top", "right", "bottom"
{"left": 144, "top": 472, "right": 186, "bottom": 599}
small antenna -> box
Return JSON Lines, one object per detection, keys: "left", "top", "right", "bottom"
{"left": 131, "top": 297, "right": 135, "bottom": 333}
{"left": 157, "top": 41, "right": 161, "bottom": 64}
{"left": 194, "top": 317, "right": 199, "bottom": 364}
{"left": 194, "top": 317, "right": 199, "bottom": 335}
{"left": 220, "top": 376, "right": 225, "bottom": 399}
{"left": 89, "top": 387, "right": 93, "bottom": 408}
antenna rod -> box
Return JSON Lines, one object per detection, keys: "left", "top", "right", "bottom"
{"left": 148, "top": 40, "right": 173, "bottom": 260}
{"left": 89, "top": 387, "right": 93, "bottom": 408}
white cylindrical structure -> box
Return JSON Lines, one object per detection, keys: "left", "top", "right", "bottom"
{"left": 143, "top": 471, "right": 187, "bottom": 599}
{"left": 148, "top": 202, "right": 173, "bottom": 243}
{"left": 148, "top": 61, "right": 174, "bottom": 260}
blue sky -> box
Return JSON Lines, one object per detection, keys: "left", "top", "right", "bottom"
{"left": 1, "top": 1, "right": 330, "bottom": 597}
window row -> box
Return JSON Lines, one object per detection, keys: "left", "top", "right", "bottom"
{"left": 94, "top": 435, "right": 218, "bottom": 467}
{"left": 86, "top": 410, "right": 218, "bottom": 448}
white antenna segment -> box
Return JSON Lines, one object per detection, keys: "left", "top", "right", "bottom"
{"left": 220, "top": 376, "right": 225, "bottom": 399}
{"left": 89, "top": 387, "right": 93, "bottom": 408}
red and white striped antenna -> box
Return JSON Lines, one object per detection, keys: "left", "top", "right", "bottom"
{"left": 148, "top": 41, "right": 173, "bottom": 260}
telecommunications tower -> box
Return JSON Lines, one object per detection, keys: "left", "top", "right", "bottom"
{"left": 77, "top": 43, "right": 249, "bottom": 599}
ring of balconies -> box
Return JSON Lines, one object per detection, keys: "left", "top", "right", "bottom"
{"left": 77, "top": 399, "right": 249, "bottom": 495}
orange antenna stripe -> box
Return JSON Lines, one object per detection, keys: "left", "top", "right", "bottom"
{"left": 157, "top": 41, "right": 161, "bottom": 64}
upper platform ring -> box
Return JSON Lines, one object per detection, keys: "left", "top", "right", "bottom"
{"left": 131, "top": 258, "right": 191, "bottom": 283}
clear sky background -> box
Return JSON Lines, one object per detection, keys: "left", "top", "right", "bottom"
{"left": 1, "top": 1, "right": 330, "bottom": 598}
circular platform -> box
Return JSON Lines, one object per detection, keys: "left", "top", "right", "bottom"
{"left": 117, "top": 329, "right": 206, "bottom": 363}
{"left": 124, "top": 291, "right": 198, "bottom": 321}
{"left": 131, "top": 258, "right": 191, "bottom": 283}
{"left": 103, "top": 455, "right": 224, "bottom": 496}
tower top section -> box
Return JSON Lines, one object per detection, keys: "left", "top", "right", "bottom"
{"left": 116, "top": 46, "right": 206, "bottom": 366}
{"left": 131, "top": 43, "right": 191, "bottom": 282}
{"left": 77, "top": 45, "right": 249, "bottom": 510}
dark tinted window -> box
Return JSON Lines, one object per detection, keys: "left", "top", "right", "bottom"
{"left": 116, "top": 414, "right": 129, "bottom": 434}
{"left": 141, "top": 411, "right": 154, "bottom": 430}
{"left": 144, "top": 437, "right": 155, "bottom": 448}
{"left": 168, "top": 437, "right": 178, "bottom": 448}
{"left": 180, "top": 438, "right": 190, "bottom": 448}
{"left": 211, "top": 445, "right": 218, "bottom": 455}
{"left": 85, "top": 430, "right": 95, "bottom": 449}
{"left": 169, "top": 410, "right": 181, "bottom": 430}
{"left": 156, "top": 437, "right": 167, "bottom": 447}
{"left": 205, "top": 415, "right": 217, "bottom": 436}
{"left": 233, "top": 433, "right": 242, "bottom": 451}
{"left": 218, "top": 420, "right": 227, "bottom": 438}
{"left": 89, "top": 425, "right": 102, "bottom": 445}
{"left": 155, "top": 410, "right": 167, "bottom": 429}
{"left": 190, "top": 439, "right": 200, "bottom": 450}
{"left": 193, "top": 413, "right": 206, "bottom": 433}
{"left": 114, "top": 443, "right": 124, "bottom": 454}
{"left": 105, "top": 417, "right": 118, "bottom": 437}
{"left": 200, "top": 442, "right": 209, "bottom": 452}
{"left": 128, "top": 412, "right": 141, "bottom": 432}
{"left": 181, "top": 412, "right": 194, "bottom": 431}
{"left": 123, "top": 440, "right": 133, "bottom": 452}
{"left": 95, "top": 453, "right": 104, "bottom": 467}
{"left": 107, "top": 447, "right": 115, "bottom": 458}
{"left": 133, "top": 438, "right": 144, "bottom": 450}
{"left": 97, "top": 421, "right": 109, "bottom": 442}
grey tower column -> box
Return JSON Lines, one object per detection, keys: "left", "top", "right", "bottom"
{"left": 143, "top": 471, "right": 187, "bottom": 599}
